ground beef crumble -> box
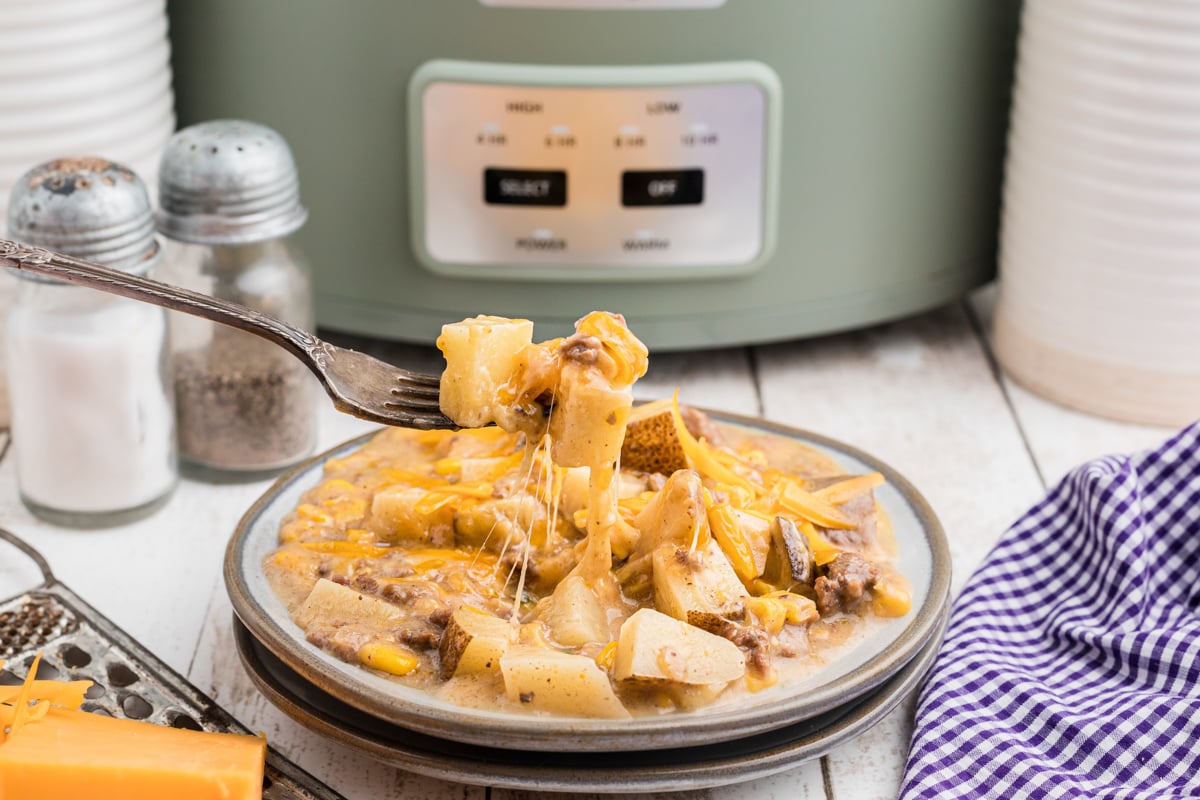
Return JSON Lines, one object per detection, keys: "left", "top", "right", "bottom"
{"left": 814, "top": 552, "right": 881, "bottom": 615}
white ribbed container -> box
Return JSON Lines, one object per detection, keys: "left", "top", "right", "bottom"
{"left": 0, "top": 0, "right": 174, "bottom": 211}
{"left": 0, "top": 0, "right": 174, "bottom": 427}
{"left": 994, "top": 0, "right": 1200, "bottom": 427}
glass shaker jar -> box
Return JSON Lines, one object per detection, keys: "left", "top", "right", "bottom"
{"left": 5, "top": 158, "right": 177, "bottom": 526}
{"left": 156, "top": 120, "right": 318, "bottom": 480}
{"left": 0, "top": 267, "right": 14, "bottom": 428}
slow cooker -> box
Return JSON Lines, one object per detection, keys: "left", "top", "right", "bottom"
{"left": 167, "top": 0, "right": 1020, "bottom": 349}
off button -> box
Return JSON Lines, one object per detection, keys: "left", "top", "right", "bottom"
{"left": 484, "top": 168, "right": 567, "bottom": 207}
{"left": 621, "top": 169, "right": 704, "bottom": 207}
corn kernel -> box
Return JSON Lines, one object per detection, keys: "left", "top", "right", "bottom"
{"left": 358, "top": 642, "right": 419, "bottom": 676}
{"left": 776, "top": 592, "right": 819, "bottom": 625}
{"left": 747, "top": 596, "right": 787, "bottom": 634}
{"left": 748, "top": 579, "right": 777, "bottom": 597}
{"left": 432, "top": 458, "right": 461, "bottom": 477}
{"left": 595, "top": 641, "right": 619, "bottom": 671}
{"left": 745, "top": 667, "right": 779, "bottom": 693}
{"left": 872, "top": 576, "right": 913, "bottom": 617}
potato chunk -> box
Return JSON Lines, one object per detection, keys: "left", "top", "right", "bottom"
{"left": 438, "top": 607, "right": 513, "bottom": 679}
{"left": 633, "top": 470, "right": 707, "bottom": 559}
{"left": 436, "top": 315, "right": 534, "bottom": 428}
{"left": 652, "top": 540, "right": 749, "bottom": 628}
{"left": 613, "top": 608, "right": 745, "bottom": 685}
{"left": 539, "top": 575, "right": 611, "bottom": 647}
{"left": 369, "top": 485, "right": 453, "bottom": 545}
{"left": 548, "top": 365, "right": 631, "bottom": 469}
{"left": 294, "top": 578, "right": 405, "bottom": 630}
{"left": 500, "top": 646, "right": 630, "bottom": 718}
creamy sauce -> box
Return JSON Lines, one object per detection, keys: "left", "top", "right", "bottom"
{"left": 263, "top": 418, "right": 911, "bottom": 718}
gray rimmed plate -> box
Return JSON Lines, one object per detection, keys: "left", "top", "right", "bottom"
{"left": 234, "top": 611, "right": 947, "bottom": 793}
{"left": 225, "top": 411, "right": 951, "bottom": 753}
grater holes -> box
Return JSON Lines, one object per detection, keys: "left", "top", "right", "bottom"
{"left": 59, "top": 643, "right": 91, "bottom": 668}
{"left": 0, "top": 595, "right": 77, "bottom": 655}
{"left": 167, "top": 710, "right": 203, "bottom": 730}
{"left": 23, "top": 654, "right": 59, "bottom": 679}
{"left": 120, "top": 692, "right": 153, "bottom": 719}
{"left": 200, "top": 704, "right": 236, "bottom": 729}
{"left": 106, "top": 662, "right": 138, "bottom": 687}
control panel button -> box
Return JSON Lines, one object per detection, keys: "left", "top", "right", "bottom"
{"left": 621, "top": 169, "right": 704, "bottom": 207}
{"left": 484, "top": 168, "right": 567, "bottom": 206}
{"left": 417, "top": 65, "right": 775, "bottom": 275}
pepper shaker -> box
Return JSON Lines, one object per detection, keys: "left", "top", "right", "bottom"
{"left": 5, "top": 158, "right": 177, "bottom": 526}
{"left": 156, "top": 120, "right": 319, "bottom": 480}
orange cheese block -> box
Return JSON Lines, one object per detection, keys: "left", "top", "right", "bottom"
{"left": 0, "top": 705, "right": 266, "bottom": 800}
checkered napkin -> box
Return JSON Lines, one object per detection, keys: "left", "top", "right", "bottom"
{"left": 899, "top": 421, "right": 1200, "bottom": 799}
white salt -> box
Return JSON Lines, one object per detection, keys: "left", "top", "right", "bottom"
{"left": 6, "top": 295, "right": 175, "bottom": 514}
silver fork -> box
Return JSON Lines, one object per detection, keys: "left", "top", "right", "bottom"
{"left": 0, "top": 238, "right": 455, "bottom": 430}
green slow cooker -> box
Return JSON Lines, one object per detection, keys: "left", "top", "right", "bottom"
{"left": 167, "top": 0, "right": 1019, "bottom": 349}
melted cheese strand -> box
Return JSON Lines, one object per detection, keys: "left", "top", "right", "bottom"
{"left": 509, "top": 433, "right": 552, "bottom": 625}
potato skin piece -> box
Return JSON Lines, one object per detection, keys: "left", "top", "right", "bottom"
{"left": 438, "top": 608, "right": 512, "bottom": 680}
{"left": 622, "top": 408, "right": 689, "bottom": 475}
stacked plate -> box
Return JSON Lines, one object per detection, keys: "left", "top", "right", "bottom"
{"left": 995, "top": 0, "right": 1200, "bottom": 426}
{"left": 225, "top": 414, "right": 952, "bottom": 793}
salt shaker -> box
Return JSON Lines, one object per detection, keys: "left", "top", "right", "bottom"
{"left": 156, "top": 120, "right": 318, "bottom": 480}
{"left": 5, "top": 158, "right": 177, "bottom": 526}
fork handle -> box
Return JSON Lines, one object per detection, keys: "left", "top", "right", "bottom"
{"left": 0, "top": 238, "right": 326, "bottom": 367}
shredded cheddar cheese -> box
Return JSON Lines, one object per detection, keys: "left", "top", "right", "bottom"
{"left": 261, "top": 311, "right": 912, "bottom": 720}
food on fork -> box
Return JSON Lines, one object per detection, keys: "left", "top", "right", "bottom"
{"left": 264, "top": 312, "right": 911, "bottom": 717}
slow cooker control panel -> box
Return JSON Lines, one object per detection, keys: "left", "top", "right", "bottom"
{"left": 411, "top": 61, "right": 780, "bottom": 281}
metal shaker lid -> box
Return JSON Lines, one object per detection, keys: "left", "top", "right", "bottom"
{"left": 6, "top": 157, "right": 160, "bottom": 276}
{"left": 156, "top": 120, "right": 308, "bottom": 246}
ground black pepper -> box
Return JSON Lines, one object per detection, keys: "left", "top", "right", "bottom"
{"left": 174, "top": 330, "right": 317, "bottom": 473}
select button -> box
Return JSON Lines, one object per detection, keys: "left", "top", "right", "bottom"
{"left": 621, "top": 168, "right": 704, "bottom": 207}
{"left": 484, "top": 168, "right": 567, "bottom": 207}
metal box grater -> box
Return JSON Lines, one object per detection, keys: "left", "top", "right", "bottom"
{"left": 0, "top": 527, "right": 344, "bottom": 800}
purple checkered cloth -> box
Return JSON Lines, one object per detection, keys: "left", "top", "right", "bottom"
{"left": 900, "top": 421, "right": 1200, "bottom": 799}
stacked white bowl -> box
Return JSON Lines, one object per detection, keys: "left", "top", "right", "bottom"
{"left": 995, "top": 0, "right": 1200, "bottom": 427}
{"left": 0, "top": 0, "right": 174, "bottom": 221}
{"left": 0, "top": 0, "right": 174, "bottom": 426}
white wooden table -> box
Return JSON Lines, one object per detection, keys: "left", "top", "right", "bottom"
{"left": 0, "top": 286, "right": 1174, "bottom": 800}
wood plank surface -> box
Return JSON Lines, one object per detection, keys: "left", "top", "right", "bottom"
{"left": 969, "top": 287, "right": 1175, "bottom": 485}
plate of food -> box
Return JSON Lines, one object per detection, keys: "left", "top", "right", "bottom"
{"left": 225, "top": 313, "right": 950, "bottom": 752}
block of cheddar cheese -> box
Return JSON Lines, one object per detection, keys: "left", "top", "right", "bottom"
{"left": 0, "top": 656, "right": 265, "bottom": 800}
{"left": 0, "top": 707, "right": 267, "bottom": 800}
